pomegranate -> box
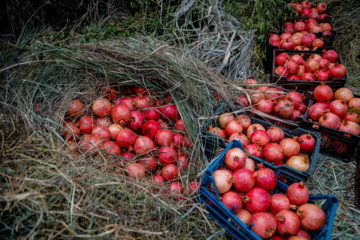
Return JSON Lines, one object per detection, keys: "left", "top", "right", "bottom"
{"left": 173, "top": 133, "right": 184, "bottom": 149}
{"left": 267, "top": 126, "right": 285, "bottom": 143}
{"left": 78, "top": 135, "right": 102, "bottom": 156}
{"left": 308, "top": 102, "right": 329, "bottom": 120}
{"left": 296, "top": 229, "right": 312, "bottom": 239}
{"left": 183, "top": 135, "right": 193, "bottom": 149}
{"left": 219, "top": 167, "right": 233, "bottom": 176}
{"left": 302, "top": 1, "right": 311, "bottom": 9}
{"left": 302, "top": 8, "right": 310, "bottom": 17}
{"left": 221, "top": 191, "right": 243, "bottom": 213}
{"left": 225, "top": 148, "right": 247, "bottom": 171}
{"left": 95, "top": 117, "right": 111, "bottom": 127}
{"left": 117, "top": 97, "right": 135, "bottom": 110}
{"left": 256, "top": 99, "right": 274, "bottom": 114}
{"left": 289, "top": 75, "right": 300, "bottom": 80}
{"left": 276, "top": 210, "right": 301, "bottom": 236}
{"left": 301, "top": 35, "right": 312, "bottom": 47}
{"left": 317, "top": 3, "right": 327, "bottom": 13}
{"left": 250, "top": 212, "right": 277, "bottom": 239}
{"left": 294, "top": 21, "right": 306, "bottom": 32}
{"left": 168, "top": 182, "right": 184, "bottom": 197}
{"left": 237, "top": 115, "right": 252, "bottom": 130}
{"left": 319, "top": 112, "right": 341, "bottom": 129}
{"left": 92, "top": 126, "right": 111, "bottom": 142}
{"left": 173, "top": 119, "right": 186, "bottom": 132}
{"left": 250, "top": 130, "right": 270, "bottom": 147}
{"left": 323, "top": 50, "right": 338, "bottom": 63}
{"left": 189, "top": 182, "right": 200, "bottom": 194}
{"left": 272, "top": 234, "right": 289, "bottom": 240}
{"left": 178, "top": 152, "right": 189, "bottom": 170}
{"left": 101, "top": 86, "right": 117, "bottom": 100}
{"left": 263, "top": 143, "right": 284, "bottom": 165}
{"left": 287, "top": 181, "right": 309, "bottom": 205}
{"left": 236, "top": 95, "right": 249, "bottom": 107}
{"left": 107, "top": 124, "right": 122, "bottom": 140}
{"left": 161, "top": 164, "right": 179, "bottom": 181}
{"left": 133, "top": 95, "right": 149, "bottom": 110}
{"left": 286, "top": 156, "right": 310, "bottom": 172}
{"left": 161, "top": 104, "right": 179, "bottom": 122}
{"left": 244, "top": 187, "right": 271, "bottom": 213}
{"left": 285, "top": 92, "right": 304, "bottom": 109}
{"left": 280, "top": 138, "right": 301, "bottom": 158}
{"left": 310, "top": 25, "right": 322, "bottom": 33}
{"left": 334, "top": 88, "right": 353, "bottom": 103}
{"left": 290, "top": 110, "right": 301, "bottom": 121}
{"left": 110, "top": 104, "right": 131, "bottom": 126}
{"left": 233, "top": 169, "right": 255, "bottom": 192}
{"left": 225, "top": 120, "right": 243, "bottom": 137}
{"left": 328, "top": 100, "right": 347, "bottom": 118}
{"left": 318, "top": 58, "right": 329, "bottom": 69}
{"left": 250, "top": 91, "right": 266, "bottom": 105}
{"left": 348, "top": 98, "right": 360, "bottom": 111}
{"left": 78, "top": 115, "right": 96, "bottom": 134}
{"left": 152, "top": 174, "right": 166, "bottom": 188}
{"left": 280, "top": 32, "right": 292, "bottom": 41}
{"left": 315, "top": 69, "right": 330, "bottom": 81}
{"left": 297, "top": 133, "right": 315, "bottom": 153}
{"left": 269, "top": 33, "right": 280, "bottom": 43}
{"left": 290, "top": 34, "right": 302, "bottom": 46}
{"left": 297, "top": 203, "right": 326, "bottom": 231}
{"left": 275, "top": 66, "right": 289, "bottom": 77}
{"left": 305, "top": 59, "right": 319, "bottom": 73}
{"left": 343, "top": 112, "right": 360, "bottom": 123}
{"left": 67, "top": 100, "right": 86, "bottom": 118}
{"left": 141, "top": 120, "right": 161, "bottom": 139}
{"left": 243, "top": 155, "right": 255, "bottom": 172}
{"left": 126, "top": 111, "right": 145, "bottom": 131}
{"left": 246, "top": 144, "right": 263, "bottom": 158}
{"left": 158, "top": 145, "right": 177, "bottom": 165}
{"left": 103, "top": 141, "right": 121, "bottom": 157}
{"left": 155, "top": 129, "right": 174, "bottom": 147}
{"left": 126, "top": 163, "right": 146, "bottom": 179}
{"left": 133, "top": 136, "right": 157, "bottom": 155}
{"left": 297, "top": 103, "right": 306, "bottom": 114}
{"left": 62, "top": 120, "right": 80, "bottom": 140}
{"left": 247, "top": 124, "right": 266, "bottom": 138}
{"left": 144, "top": 108, "right": 161, "bottom": 121}
{"left": 236, "top": 209, "right": 252, "bottom": 226}
{"left": 121, "top": 152, "right": 135, "bottom": 161}
{"left": 312, "top": 38, "right": 324, "bottom": 48}
{"left": 229, "top": 132, "right": 249, "bottom": 148}
{"left": 115, "top": 128, "right": 138, "bottom": 147}
{"left": 339, "top": 121, "right": 360, "bottom": 135}
{"left": 208, "top": 126, "right": 226, "bottom": 139}
{"left": 93, "top": 98, "right": 112, "bottom": 118}
{"left": 218, "top": 113, "right": 235, "bottom": 128}
{"left": 270, "top": 193, "right": 296, "bottom": 214}
{"left": 290, "top": 55, "right": 305, "bottom": 65}
{"left": 209, "top": 169, "right": 233, "bottom": 194}
{"left": 329, "top": 64, "right": 347, "bottom": 78}
{"left": 314, "top": 83, "right": 333, "bottom": 102}
{"left": 254, "top": 167, "right": 277, "bottom": 191}
{"left": 274, "top": 100, "right": 294, "bottom": 119}
{"left": 133, "top": 87, "right": 147, "bottom": 94}
{"left": 301, "top": 72, "right": 315, "bottom": 81}
{"left": 276, "top": 53, "right": 290, "bottom": 66}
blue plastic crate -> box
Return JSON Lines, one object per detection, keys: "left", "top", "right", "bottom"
{"left": 199, "top": 140, "right": 339, "bottom": 240}
{"left": 201, "top": 104, "right": 321, "bottom": 184}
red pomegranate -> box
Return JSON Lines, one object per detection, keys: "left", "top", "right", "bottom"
{"left": 139, "top": 156, "right": 159, "bottom": 171}
{"left": 103, "top": 141, "right": 121, "bottom": 157}
{"left": 115, "top": 128, "right": 138, "bottom": 147}
{"left": 274, "top": 100, "right": 294, "bottom": 119}
{"left": 254, "top": 167, "right": 277, "bottom": 191}
{"left": 334, "top": 87, "right": 354, "bottom": 103}
{"left": 127, "top": 111, "right": 145, "bottom": 131}
{"left": 308, "top": 102, "right": 329, "bottom": 120}
{"left": 315, "top": 69, "right": 330, "bottom": 81}
{"left": 221, "top": 191, "right": 243, "bottom": 214}
{"left": 275, "top": 53, "right": 290, "bottom": 66}
{"left": 133, "top": 95, "right": 149, "bottom": 110}
{"left": 116, "top": 97, "right": 135, "bottom": 110}
{"left": 244, "top": 187, "right": 272, "bottom": 213}
{"left": 270, "top": 193, "right": 296, "bottom": 214}
{"left": 67, "top": 100, "right": 86, "bottom": 119}
{"left": 208, "top": 126, "right": 226, "bottom": 139}
{"left": 318, "top": 58, "right": 329, "bottom": 69}
{"left": 323, "top": 50, "right": 338, "bottom": 63}
{"left": 275, "top": 210, "right": 301, "bottom": 236}
{"left": 61, "top": 120, "right": 80, "bottom": 140}
{"left": 173, "top": 133, "right": 184, "bottom": 149}
{"left": 161, "top": 104, "right": 179, "bottom": 122}
{"left": 305, "top": 59, "right": 319, "bottom": 73}
{"left": 243, "top": 155, "right": 255, "bottom": 172}
{"left": 280, "top": 137, "right": 301, "bottom": 158}
{"left": 92, "top": 126, "right": 111, "bottom": 142}
{"left": 225, "top": 148, "right": 247, "bottom": 171}
{"left": 301, "top": 72, "right": 315, "bottom": 81}
{"left": 263, "top": 143, "right": 285, "bottom": 165}
{"left": 348, "top": 98, "right": 360, "bottom": 111}
{"left": 209, "top": 169, "right": 233, "bottom": 194}
{"left": 302, "top": 1, "right": 311, "bottom": 9}
{"left": 301, "top": 35, "right": 312, "bottom": 47}
{"left": 245, "top": 144, "right": 263, "bottom": 158}
{"left": 339, "top": 121, "right": 360, "bottom": 135}
{"left": 110, "top": 104, "right": 131, "bottom": 126}
{"left": 126, "top": 163, "right": 146, "bottom": 179}
{"left": 267, "top": 126, "right": 285, "bottom": 143}
{"left": 250, "top": 212, "right": 277, "bottom": 239}
{"left": 343, "top": 112, "right": 360, "bottom": 123}
{"left": 101, "top": 86, "right": 117, "bottom": 100}
{"left": 161, "top": 164, "right": 180, "bottom": 181}
{"left": 247, "top": 124, "right": 266, "bottom": 138}
{"left": 328, "top": 100, "right": 347, "bottom": 117}
{"left": 290, "top": 110, "right": 301, "bottom": 121}
{"left": 233, "top": 169, "right": 255, "bottom": 192}
{"left": 317, "top": 3, "right": 327, "bottom": 13}
{"left": 93, "top": 98, "right": 112, "bottom": 118}
{"left": 225, "top": 120, "right": 243, "bottom": 137}
{"left": 314, "top": 83, "right": 333, "bottom": 102}
{"left": 158, "top": 145, "right": 178, "bottom": 165}
{"left": 178, "top": 152, "right": 189, "bottom": 170}
{"left": 319, "top": 112, "right": 341, "bottom": 129}
{"left": 155, "top": 129, "right": 174, "bottom": 147}
{"left": 235, "top": 209, "right": 252, "bottom": 226}
{"left": 142, "top": 120, "right": 161, "bottom": 139}
{"left": 256, "top": 99, "right": 274, "bottom": 114}
{"left": 95, "top": 117, "right": 111, "bottom": 127}
{"left": 250, "top": 130, "right": 270, "bottom": 147}
{"left": 218, "top": 113, "right": 235, "bottom": 128}
{"left": 296, "top": 229, "right": 312, "bottom": 240}
{"left": 297, "top": 203, "right": 326, "bottom": 231}
{"left": 329, "top": 64, "right": 347, "bottom": 78}
{"left": 78, "top": 115, "right": 96, "bottom": 134}
{"left": 133, "top": 136, "right": 157, "bottom": 155}
{"left": 297, "top": 133, "right": 315, "bottom": 153}
{"left": 287, "top": 181, "right": 309, "bottom": 206}
{"left": 237, "top": 115, "right": 252, "bottom": 130}
{"left": 269, "top": 33, "right": 280, "bottom": 43}
{"left": 236, "top": 95, "right": 249, "bottom": 107}
{"left": 285, "top": 92, "right": 304, "bottom": 109}
{"left": 294, "top": 21, "right": 306, "bottom": 32}
{"left": 144, "top": 108, "right": 161, "bottom": 121}
{"left": 229, "top": 132, "right": 249, "bottom": 148}
{"left": 275, "top": 66, "right": 289, "bottom": 77}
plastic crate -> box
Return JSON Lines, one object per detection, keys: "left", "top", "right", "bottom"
{"left": 301, "top": 95, "right": 360, "bottom": 162}
{"left": 355, "top": 146, "right": 360, "bottom": 208}
{"left": 201, "top": 105, "right": 321, "bottom": 183}
{"left": 265, "top": 32, "right": 329, "bottom": 74}
{"left": 271, "top": 49, "right": 347, "bottom": 91}
{"left": 245, "top": 90, "right": 313, "bottom": 128}
{"left": 199, "top": 140, "right": 339, "bottom": 240}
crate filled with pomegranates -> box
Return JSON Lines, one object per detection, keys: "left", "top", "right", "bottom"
{"left": 199, "top": 140, "right": 339, "bottom": 240}
{"left": 201, "top": 105, "right": 320, "bottom": 183}
{"left": 301, "top": 83, "right": 360, "bottom": 162}
{"left": 288, "top": 1, "right": 332, "bottom": 20}
{"left": 236, "top": 79, "right": 313, "bottom": 128}
{"left": 62, "top": 85, "right": 200, "bottom": 196}
{"left": 271, "top": 49, "right": 347, "bottom": 91}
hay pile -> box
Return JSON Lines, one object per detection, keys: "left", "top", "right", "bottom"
{"left": 0, "top": 37, "right": 243, "bottom": 239}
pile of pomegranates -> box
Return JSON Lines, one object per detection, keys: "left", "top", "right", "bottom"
{"left": 209, "top": 149, "right": 327, "bottom": 239}
{"left": 208, "top": 111, "right": 316, "bottom": 172}
{"left": 62, "top": 85, "right": 200, "bottom": 196}
{"left": 237, "top": 79, "right": 308, "bottom": 121}
{"left": 288, "top": 1, "right": 329, "bottom": 19}
{"left": 274, "top": 50, "right": 347, "bottom": 81}
{"left": 306, "top": 83, "right": 360, "bottom": 135}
